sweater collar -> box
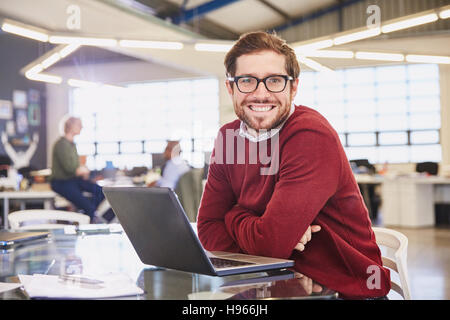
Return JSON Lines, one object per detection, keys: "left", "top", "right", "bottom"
{"left": 239, "top": 103, "right": 295, "bottom": 143}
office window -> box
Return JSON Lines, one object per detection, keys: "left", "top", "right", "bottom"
{"left": 295, "top": 64, "right": 441, "bottom": 163}
{"left": 71, "top": 78, "right": 220, "bottom": 170}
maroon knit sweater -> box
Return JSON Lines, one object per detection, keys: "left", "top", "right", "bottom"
{"left": 197, "top": 105, "right": 390, "bottom": 299}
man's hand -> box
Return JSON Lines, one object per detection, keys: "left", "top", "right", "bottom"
{"left": 294, "top": 273, "right": 323, "bottom": 295}
{"left": 294, "top": 225, "right": 321, "bottom": 252}
{"left": 76, "top": 166, "right": 90, "bottom": 180}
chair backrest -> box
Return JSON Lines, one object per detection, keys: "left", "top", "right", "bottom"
{"left": 8, "top": 209, "right": 90, "bottom": 230}
{"left": 174, "top": 168, "right": 204, "bottom": 222}
{"left": 372, "top": 227, "right": 411, "bottom": 300}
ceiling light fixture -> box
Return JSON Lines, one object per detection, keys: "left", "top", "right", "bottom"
{"left": 194, "top": 43, "right": 233, "bottom": 52}
{"left": 25, "top": 73, "right": 62, "bottom": 84}
{"left": 381, "top": 13, "right": 438, "bottom": 33}
{"left": 333, "top": 27, "right": 381, "bottom": 45}
{"left": 355, "top": 51, "right": 405, "bottom": 61}
{"left": 294, "top": 39, "right": 334, "bottom": 53}
{"left": 303, "top": 50, "right": 354, "bottom": 59}
{"left": 24, "top": 64, "right": 44, "bottom": 76}
{"left": 297, "top": 56, "right": 334, "bottom": 72}
{"left": 49, "top": 36, "right": 117, "bottom": 47}
{"left": 1, "top": 22, "right": 49, "bottom": 42}
{"left": 41, "top": 53, "right": 61, "bottom": 69}
{"left": 59, "top": 44, "right": 81, "bottom": 58}
{"left": 119, "top": 40, "right": 183, "bottom": 50}
{"left": 406, "top": 54, "right": 450, "bottom": 64}
{"left": 439, "top": 9, "right": 450, "bottom": 19}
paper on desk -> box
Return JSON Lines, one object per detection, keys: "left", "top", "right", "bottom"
{"left": 18, "top": 273, "right": 144, "bottom": 299}
{"left": 0, "top": 282, "right": 22, "bottom": 294}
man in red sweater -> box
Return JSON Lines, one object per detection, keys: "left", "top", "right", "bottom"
{"left": 197, "top": 31, "right": 390, "bottom": 299}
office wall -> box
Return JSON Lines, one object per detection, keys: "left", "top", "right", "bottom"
{"left": 45, "top": 60, "right": 202, "bottom": 167}
{"left": 440, "top": 65, "right": 450, "bottom": 167}
{"left": 0, "top": 33, "right": 49, "bottom": 170}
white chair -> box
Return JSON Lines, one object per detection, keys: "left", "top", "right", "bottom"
{"left": 8, "top": 209, "right": 90, "bottom": 230}
{"left": 372, "top": 227, "right": 412, "bottom": 300}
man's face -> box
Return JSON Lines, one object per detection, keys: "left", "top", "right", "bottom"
{"left": 226, "top": 50, "right": 299, "bottom": 131}
{"left": 74, "top": 120, "right": 83, "bottom": 135}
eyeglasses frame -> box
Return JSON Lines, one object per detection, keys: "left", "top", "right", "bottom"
{"left": 227, "top": 74, "right": 294, "bottom": 93}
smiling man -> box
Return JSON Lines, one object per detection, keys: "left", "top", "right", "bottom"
{"left": 196, "top": 31, "right": 391, "bottom": 299}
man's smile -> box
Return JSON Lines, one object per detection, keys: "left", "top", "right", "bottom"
{"left": 247, "top": 104, "right": 276, "bottom": 112}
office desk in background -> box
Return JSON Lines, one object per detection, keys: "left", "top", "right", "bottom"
{"left": 0, "top": 230, "right": 337, "bottom": 300}
{"left": 355, "top": 174, "right": 450, "bottom": 227}
{"left": 0, "top": 191, "right": 56, "bottom": 229}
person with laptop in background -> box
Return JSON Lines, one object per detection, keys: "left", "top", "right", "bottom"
{"left": 148, "top": 140, "right": 190, "bottom": 189}
{"left": 196, "top": 31, "right": 391, "bottom": 299}
{"left": 50, "top": 116, "right": 115, "bottom": 223}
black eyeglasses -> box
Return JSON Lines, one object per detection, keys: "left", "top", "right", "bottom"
{"left": 227, "top": 75, "right": 294, "bottom": 93}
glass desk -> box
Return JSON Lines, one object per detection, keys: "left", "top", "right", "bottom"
{"left": 0, "top": 229, "right": 337, "bottom": 300}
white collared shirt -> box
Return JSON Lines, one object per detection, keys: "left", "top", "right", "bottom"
{"left": 239, "top": 103, "right": 295, "bottom": 142}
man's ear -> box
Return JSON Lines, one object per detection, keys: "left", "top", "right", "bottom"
{"left": 290, "top": 77, "right": 299, "bottom": 99}
{"left": 225, "top": 79, "right": 234, "bottom": 96}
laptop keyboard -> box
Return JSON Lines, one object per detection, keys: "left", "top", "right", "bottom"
{"left": 209, "top": 257, "right": 255, "bottom": 268}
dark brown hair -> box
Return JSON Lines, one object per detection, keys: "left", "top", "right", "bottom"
{"left": 224, "top": 31, "right": 300, "bottom": 79}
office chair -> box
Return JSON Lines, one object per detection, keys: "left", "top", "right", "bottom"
{"left": 8, "top": 209, "right": 90, "bottom": 230}
{"left": 416, "top": 162, "right": 438, "bottom": 175}
{"left": 372, "top": 227, "right": 412, "bottom": 300}
{"left": 174, "top": 168, "right": 204, "bottom": 222}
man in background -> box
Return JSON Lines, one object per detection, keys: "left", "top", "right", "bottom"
{"left": 50, "top": 116, "right": 114, "bottom": 223}
{"left": 149, "top": 140, "right": 190, "bottom": 189}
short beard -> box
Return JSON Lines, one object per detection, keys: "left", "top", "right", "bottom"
{"left": 235, "top": 99, "right": 292, "bottom": 132}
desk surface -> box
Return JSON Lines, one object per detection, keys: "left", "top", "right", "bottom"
{"left": 0, "top": 190, "right": 56, "bottom": 198}
{"left": 0, "top": 229, "right": 337, "bottom": 300}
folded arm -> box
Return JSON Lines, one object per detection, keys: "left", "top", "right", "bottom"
{"left": 198, "top": 127, "right": 342, "bottom": 259}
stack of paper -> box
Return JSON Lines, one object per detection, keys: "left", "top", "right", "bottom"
{"left": 18, "top": 273, "right": 144, "bottom": 299}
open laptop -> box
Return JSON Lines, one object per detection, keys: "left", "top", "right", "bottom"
{"left": 103, "top": 187, "right": 294, "bottom": 276}
{"left": 0, "top": 231, "right": 50, "bottom": 248}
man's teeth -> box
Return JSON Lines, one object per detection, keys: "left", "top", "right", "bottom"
{"left": 250, "top": 105, "right": 273, "bottom": 112}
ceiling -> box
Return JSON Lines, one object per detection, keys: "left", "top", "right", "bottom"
{"left": 1, "top": 0, "right": 450, "bottom": 81}
{"left": 136, "top": 0, "right": 340, "bottom": 39}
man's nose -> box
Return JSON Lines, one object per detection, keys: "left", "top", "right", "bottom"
{"left": 252, "top": 81, "right": 271, "bottom": 97}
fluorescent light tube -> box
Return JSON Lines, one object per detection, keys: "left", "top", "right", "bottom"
{"left": 297, "top": 56, "right": 334, "bottom": 72}
{"left": 355, "top": 51, "right": 404, "bottom": 61}
{"left": 333, "top": 27, "right": 381, "bottom": 45}
{"left": 304, "top": 50, "right": 354, "bottom": 59}
{"left": 406, "top": 54, "right": 450, "bottom": 64}
{"left": 1, "top": 22, "right": 48, "bottom": 42}
{"left": 194, "top": 43, "right": 233, "bottom": 52}
{"left": 119, "top": 40, "right": 183, "bottom": 50}
{"left": 381, "top": 13, "right": 438, "bottom": 33}
{"left": 439, "top": 9, "right": 450, "bottom": 19}
{"left": 25, "top": 73, "right": 62, "bottom": 84}
{"left": 41, "top": 53, "right": 61, "bottom": 69}
{"left": 25, "top": 64, "right": 44, "bottom": 76}
{"left": 294, "top": 39, "right": 334, "bottom": 53}
{"left": 49, "top": 36, "right": 117, "bottom": 47}
{"left": 67, "top": 79, "right": 101, "bottom": 88}
{"left": 59, "top": 44, "right": 81, "bottom": 58}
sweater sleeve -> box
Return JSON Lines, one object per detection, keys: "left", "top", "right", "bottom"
{"left": 224, "top": 126, "right": 342, "bottom": 259}
{"left": 197, "top": 149, "right": 241, "bottom": 253}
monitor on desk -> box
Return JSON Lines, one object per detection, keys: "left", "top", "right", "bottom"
{"left": 151, "top": 153, "right": 166, "bottom": 169}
